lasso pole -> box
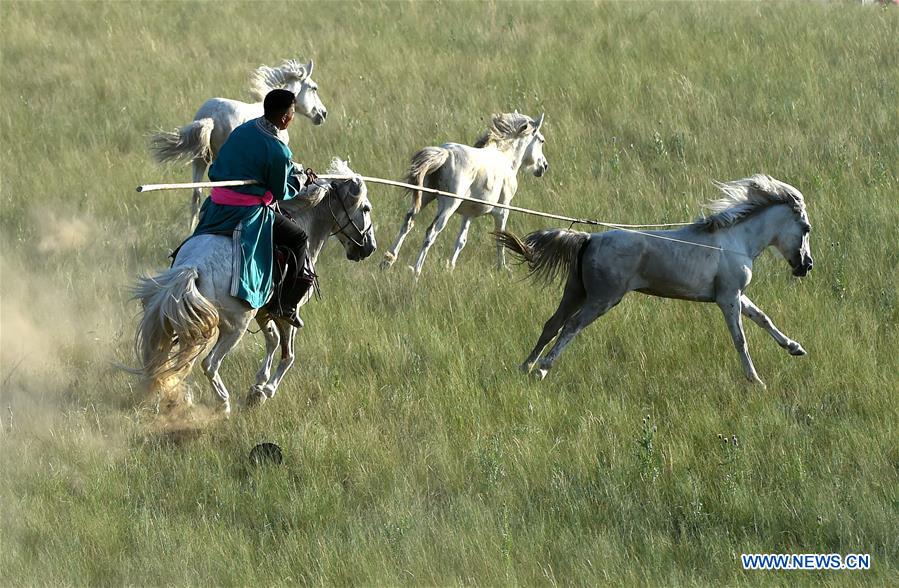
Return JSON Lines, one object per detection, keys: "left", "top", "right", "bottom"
{"left": 135, "top": 174, "right": 728, "bottom": 251}
{"left": 135, "top": 174, "right": 692, "bottom": 230}
{"left": 136, "top": 179, "right": 258, "bottom": 193}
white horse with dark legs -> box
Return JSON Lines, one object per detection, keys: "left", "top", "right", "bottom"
{"left": 150, "top": 59, "right": 328, "bottom": 229}
{"left": 497, "top": 174, "right": 814, "bottom": 387}
{"left": 130, "top": 160, "right": 375, "bottom": 415}
{"left": 380, "top": 112, "right": 548, "bottom": 277}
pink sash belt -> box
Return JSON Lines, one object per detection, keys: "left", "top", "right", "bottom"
{"left": 210, "top": 187, "right": 274, "bottom": 207}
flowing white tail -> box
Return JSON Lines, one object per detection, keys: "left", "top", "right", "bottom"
{"left": 131, "top": 267, "right": 219, "bottom": 393}
{"left": 149, "top": 118, "right": 215, "bottom": 164}
{"left": 405, "top": 146, "right": 451, "bottom": 214}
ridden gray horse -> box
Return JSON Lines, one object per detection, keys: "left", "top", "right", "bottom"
{"left": 150, "top": 59, "right": 328, "bottom": 228}
{"left": 131, "top": 160, "right": 375, "bottom": 414}
{"left": 380, "top": 112, "right": 548, "bottom": 277}
{"left": 496, "top": 174, "right": 814, "bottom": 387}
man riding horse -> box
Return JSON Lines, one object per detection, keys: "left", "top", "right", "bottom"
{"left": 190, "top": 88, "right": 322, "bottom": 328}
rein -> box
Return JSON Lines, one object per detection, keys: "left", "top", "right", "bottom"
{"left": 319, "top": 180, "right": 371, "bottom": 247}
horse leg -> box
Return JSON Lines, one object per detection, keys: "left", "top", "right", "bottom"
{"left": 200, "top": 315, "right": 252, "bottom": 415}
{"left": 247, "top": 316, "right": 280, "bottom": 407}
{"left": 411, "top": 197, "right": 463, "bottom": 278}
{"left": 447, "top": 216, "right": 472, "bottom": 270}
{"left": 717, "top": 293, "right": 765, "bottom": 387}
{"left": 521, "top": 278, "right": 586, "bottom": 374}
{"left": 261, "top": 323, "right": 298, "bottom": 399}
{"left": 534, "top": 292, "right": 623, "bottom": 380}
{"left": 492, "top": 208, "right": 511, "bottom": 270}
{"left": 740, "top": 295, "right": 806, "bottom": 356}
{"left": 380, "top": 194, "right": 436, "bottom": 269}
{"left": 189, "top": 157, "right": 208, "bottom": 230}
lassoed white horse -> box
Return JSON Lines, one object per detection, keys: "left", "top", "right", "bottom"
{"left": 497, "top": 174, "right": 814, "bottom": 387}
{"left": 131, "top": 160, "right": 375, "bottom": 414}
{"left": 150, "top": 59, "right": 328, "bottom": 228}
{"left": 380, "top": 112, "right": 548, "bottom": 277}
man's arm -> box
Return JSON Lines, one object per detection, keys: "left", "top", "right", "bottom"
{"left": 263, "top": 144, "right": 295, "bottom": 201}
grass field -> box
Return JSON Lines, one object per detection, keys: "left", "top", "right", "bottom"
{"left": 1, "top": 0, "right": 897, "bottom": 585}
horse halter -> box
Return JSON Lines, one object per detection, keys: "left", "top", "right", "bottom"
{"left": 321, "top": 179, "right": 371, "bottom": 248}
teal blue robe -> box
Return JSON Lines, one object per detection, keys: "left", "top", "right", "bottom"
{"left": 191, "top": 118, "right": 300, "bottom": 308}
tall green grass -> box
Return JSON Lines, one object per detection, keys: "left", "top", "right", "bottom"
{"left": 2, "top": 1, "right": 897, "bottom": 584}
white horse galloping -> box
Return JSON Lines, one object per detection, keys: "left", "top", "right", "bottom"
{"left": 131, "top": 160, "right": 375, "bottom": 414}
{"left": 497, "top": 174, "right": 814, "bottom": 387}
{"left": 380, "top": 112, "right": 548, "bottom": 277}
{"left": 150, "top": 59, "right": 328, "bottom": 228}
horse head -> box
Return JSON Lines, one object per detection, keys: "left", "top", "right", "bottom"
{"left": 289, "top": 60, "right": 328, "bottom": 125}
{"left": 777, "top": 209, "right": 814, "bottom": 277}
{"left": 751, "top": 178, "right": 813, "bottom": 278}
{"left": 325, "top": 163, "right": 377, "bottom": 261}
{"left": 523, "top": 113, "right": 549, "bottom": 177}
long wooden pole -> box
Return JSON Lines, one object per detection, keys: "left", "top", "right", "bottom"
{"left": 136, "top": 179, "right": 258, "bottom": 192}
{"left": 135, "top": 174, "right": 693, "bottom": 230}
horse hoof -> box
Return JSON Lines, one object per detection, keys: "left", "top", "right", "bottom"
{"left": 217, "top": 402, "right": 232, "bottom": 417}
{"left": 379, "top": 259, "right": 393, "bottom": 271}
{"left": 519, "top": 363, "right": 532, "bottom": 374}
{"left": 788, "top": 343, "right": 807, "bottom": 356}
{"left": 246, "top": 391, "right": 266, "bottom": 408}
{"left": 751, "top": 378, "right": 767, "bottom": 389}
{"left": 533, "top": 368, "right": 548, "bottom": 381}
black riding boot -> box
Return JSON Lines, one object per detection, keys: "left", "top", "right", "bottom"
{"left": 271, "top": 248, "right": 315, "bottom": 328}
{"left": 270, "top": 213, "right": 314, "bottom": 328}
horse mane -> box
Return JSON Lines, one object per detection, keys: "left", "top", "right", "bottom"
{"left": 695, "top": 174, "right": 807, "bottom": 231}
{"left": 317, "top": 158, "right": 364, "bottom": 211}
{"left": 281, "top": 158, "right": 357, "bottom": 222}
{"left": 473, "top": 112, "right": 533, "bottom": 148}
{"left": 326, "top": 157, "right": 354, "bottom": 177}
{"left": 248, "top": 60, "right": 310, "bottom": 101}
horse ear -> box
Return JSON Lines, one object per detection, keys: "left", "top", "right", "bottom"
{"left": 304, "top": 60, "right": 314, "bottom": 78}
{"left": 534, "top": 113, "right": 545, "bottom": 131}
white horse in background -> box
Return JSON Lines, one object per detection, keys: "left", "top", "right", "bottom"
{"left": 130, "top": 160, "right": 375, "bottom": 415}
{"left": 497, "top": 174, "right": 814, "bottom": 387}
{"left": 380, "top": 112, "right": 548, "bottom": 277}
{"left": 150, "top": 59, "right": 328, "bottom": 228}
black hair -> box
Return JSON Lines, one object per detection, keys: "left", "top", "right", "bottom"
{"left": 263, "top": 89, "right": 296, "bottom": 118}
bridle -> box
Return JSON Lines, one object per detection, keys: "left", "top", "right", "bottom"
{"left": 319, "top": 179, "right": 372, "bottom": 248}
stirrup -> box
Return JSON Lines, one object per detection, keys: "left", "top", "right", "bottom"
{"left": 272, "top": 306, "right": 303, "bottom": 329}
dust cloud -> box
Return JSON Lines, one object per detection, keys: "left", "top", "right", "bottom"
{"left": 0, "top": 210, "right": 214, "bottom": 449}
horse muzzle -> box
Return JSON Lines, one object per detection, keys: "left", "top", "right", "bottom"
{"left": 533, "top": 161, "right": 549, "bottom": 177}
{"left": 792, "top": 258, "right": 813, "bottom": 277}
{"left": 345, "top": 237, "right": 377, "bottom": 262}
{"left": 312, "top": 109, "right": 327, "bottom": 125}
